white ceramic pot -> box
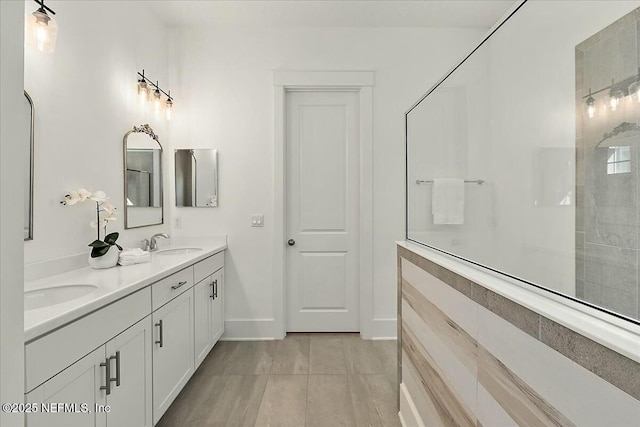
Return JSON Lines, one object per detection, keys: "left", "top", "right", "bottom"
{"left": 88, "top": 245, "right": 119, "bottom": 269}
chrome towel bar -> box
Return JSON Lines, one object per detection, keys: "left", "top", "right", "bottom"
{"left": 416, "top": 179, "right": 485, "bottom": 185}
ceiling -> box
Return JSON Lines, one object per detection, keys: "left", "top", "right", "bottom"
{"left": 150, "top": 0, "right": 518, "bottom": 29}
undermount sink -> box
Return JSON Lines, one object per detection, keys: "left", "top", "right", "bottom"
{"left": 25, "top": 284, "right": 99, "bottom": 311}
{"left": 155, "top": 248, "right": 203, "bottom": 256}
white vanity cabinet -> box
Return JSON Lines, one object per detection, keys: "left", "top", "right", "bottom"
{"left": 26, "top": 315, "right": 153, "bottom": 427}
{"left": 26, "top": 346, "right": 107, "bottom": 427}
{"left": 151, "top": 288, "right": 194, "bottom": 423}
{"left": 211, "top": 268, "right": 224, "bottom": 344}
{"left": 193, "top": 253, "right": 225, "bottom": 369}
{"left": 24, "top": 245, "right": 226, "bottom": 427}
{"left": 194, "top": 267, "right": 224, "bottom": 368}
{"left": 194, "top": 276, "right": 214, "bottom": 368}
{"left": 105, "top": 316, "right": 154, "bottom": 427}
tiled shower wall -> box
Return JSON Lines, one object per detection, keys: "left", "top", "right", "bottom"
{"left": 576, "top": 8, "right": 640, "bottom": 319}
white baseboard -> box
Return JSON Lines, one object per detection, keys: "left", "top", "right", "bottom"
{"left": 371, "top": 318, "right": 397, "bottom": 339}
{"left": 399, "top": 382, "right": 424, "bottom": 427}
{"left": 221, "top": 318, "right": 277, "bottom": 340}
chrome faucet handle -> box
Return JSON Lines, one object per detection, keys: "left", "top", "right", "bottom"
{"left": 149, "top": 233, "right": 170, "bottom": 251}
{"left": 140, "top": 239, "right": 151, "bottom": 251}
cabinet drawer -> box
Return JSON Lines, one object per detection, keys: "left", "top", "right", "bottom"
{"left": 152, "top": 267, "right": 194, "bottom": 311}
{"left": 194, "top": 252, "right": 224, "bottom": 284}
{"left": 25, "top": 287, "right": 151, "bottom": 393}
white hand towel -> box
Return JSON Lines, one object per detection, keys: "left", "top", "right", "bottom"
{"left": 432, "top": 178, "right": 464, "bottom": 225}
{"left": 118, "top": 248, "right": 151, "bottom": 266}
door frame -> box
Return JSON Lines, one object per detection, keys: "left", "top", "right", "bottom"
{"left": 273, "top": 71, "right": 374, "bottom": 339}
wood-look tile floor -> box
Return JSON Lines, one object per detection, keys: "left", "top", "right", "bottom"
{"left": 156, "top": 333, "right": 399, "bottom": 427}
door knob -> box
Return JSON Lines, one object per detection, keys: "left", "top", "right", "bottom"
{"left": 288, "top": 239, "right": 295, "bottom": 246}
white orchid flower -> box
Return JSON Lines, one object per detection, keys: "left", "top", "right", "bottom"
{"left": 62, "top": 190, "right": 81, "bottom": 205}
{"left": 102, "top": 203, "right": 117, "bottom": 215}
{"left": 63, "top": 188, "right": 117, "bottom": 244}
{"left": 89, "top": 191, "right": 107, "bottom": 203}
{"left": 77, "top": 188, "right": 91, "bottom": 201}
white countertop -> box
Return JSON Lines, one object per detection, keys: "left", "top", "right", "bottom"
{"left": 24, "top": 236, "right": 227, "bottom": 342}
{"left": 398, "top": 241, "right": 640, "bottom": 364}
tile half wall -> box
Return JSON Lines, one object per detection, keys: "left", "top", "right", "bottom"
{"left": 397, "top": 244, "right": 640, "bottom": 427}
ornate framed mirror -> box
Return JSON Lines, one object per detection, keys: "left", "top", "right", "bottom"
{"left": 123, "top": 124, "right": 163, "bottom": 228}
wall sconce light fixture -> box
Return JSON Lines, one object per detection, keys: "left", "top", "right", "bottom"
{"left": 136, "top": 70, "right": 174, "bottom": 121}
{"left": 25, "top": 0, "right": 58, "bottom": 54}
{"left": 584, "top": 74, "right": 640, "bottom": 119}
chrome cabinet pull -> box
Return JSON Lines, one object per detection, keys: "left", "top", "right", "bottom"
{"left": 109, "top": 351, "right": 121, "bottom": 387}
{"left": 100, "top": 357, "right": 111, "bottom": 395}
{"left": 171, "top": 281, "right": 188, "bottom": 290}
{"left": 213, "top": 279, "right": 218, "bottom": 299}
{"left": 155, "top": 320, "right": 164, "bottom": 347}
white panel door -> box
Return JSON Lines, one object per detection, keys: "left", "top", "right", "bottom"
{"left": 286, "top": 90, "right": 360, "bottom": 332}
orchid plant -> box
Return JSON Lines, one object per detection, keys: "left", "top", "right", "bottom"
{"left": 60, "top": 189, "right": 122, "bottom": 258}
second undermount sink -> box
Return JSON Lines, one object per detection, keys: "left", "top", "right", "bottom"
{"left": 25, "top": 284, "right": 99, "bottom": 311}
{"left": 155, "top": 248, "right": 203, "bottom": 256}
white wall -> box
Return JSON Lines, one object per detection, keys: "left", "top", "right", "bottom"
{"left": 1, "top": 1, "right": 26, "bottom": 424}
{"left": 24, "top": 0, "right": 171, "bottom": 268}
{"left": 168, "top": 26, "right": 486, "bottom": 338}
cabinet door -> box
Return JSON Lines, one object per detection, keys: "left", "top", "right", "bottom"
{"left": 105, "top": 316, "right": 153, "bottom": 427}
{"left": 211, "top": 268, "right": 225, "bottom": 343}
{"left": 152, "top": 289, "right": 195, "bottom": 424}
{"left": 26, "top": 346, "right": 107, "bottom": 427}
{"left": 194, "top": 277, "right": 213, "bottom": 369}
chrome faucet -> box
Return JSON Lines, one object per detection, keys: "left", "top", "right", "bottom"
{"left": 149, "top": 233, "right": 170, "bottom": 251}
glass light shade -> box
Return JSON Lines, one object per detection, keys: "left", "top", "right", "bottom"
{"left": 165, "top": 99, "right": 173, "bottom": 121}
{"left": 609, "top": 88, "right": 625, "bottom": 111}
{"left": 586, "top": 96, "right": 596, "bottom": 118}
{"left": 25, "top": 9, "right": 58, "bottom": 54}
{"left": 137, "top": 80, "right": 149, "bottom": 101}
{"left": 153, "top": 89, "right": 162, "bottom": 111}
{"left": 610, "top": 94, "right": 620, "bottom": 111}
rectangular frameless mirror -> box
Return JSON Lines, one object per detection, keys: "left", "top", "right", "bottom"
{"left": 123, "top": 125, "right": 163, "bottom": 228}
{"left": 175, "top": 149, "right": 218, "bottom": 207}
{"left": 24, "top": 90, "right": 34, "bottom": 241}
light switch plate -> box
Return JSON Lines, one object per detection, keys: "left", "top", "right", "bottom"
{"left": 175, "top": 216, "right": 182, "bottom": 229}
{"left": 251, "top": 214, "right": 264, "bottom": 227}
